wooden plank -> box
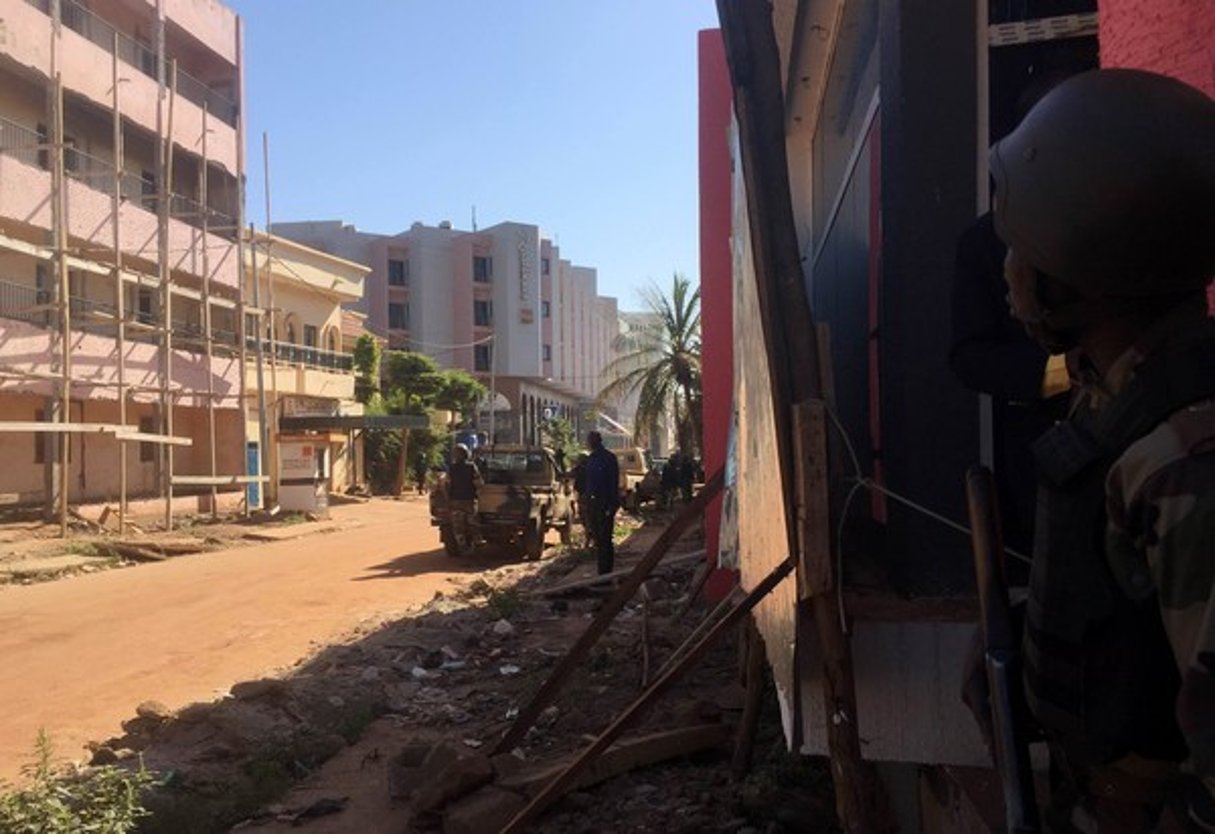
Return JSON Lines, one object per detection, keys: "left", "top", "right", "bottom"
{"left": 732, "top": 620, "right": 767, "bottom": 778}
{"left": 793, "top": 400, "right": 831, "bottom": 598}
{"left": 716, "top": 2, "right": 878, "bottom": 831}
{"left": 533, "top": 550, "right": 706, "bottom": 596}
{"left": 0, "top": 422, "right": 121, "bottom": 434}
{"left": 493, "top": 470, "right": 724, "bottom": 755}
{"left": 500, "top": 557, "right": 795, "bottom": 834}
{"left": 116, "top": 431, "right": 193, "bottom": 447}
{"left": 497, "top": 724, "right": 731, "bottom": 797}
{"left": 170, "top": 474, "right": 270, "bottom": 485}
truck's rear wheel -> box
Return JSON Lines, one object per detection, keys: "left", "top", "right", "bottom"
{"left": 559, "top": 509, "right": 573, "bottom": 545}
{"left": 440, "top": 524, "right": 462, "bottom": 557}
{"left": 521, "top": 520, "right": 543, "bottom": 561}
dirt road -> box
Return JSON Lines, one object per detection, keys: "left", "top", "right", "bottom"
{"left": 0, "top": 497, "right": 491, "bottom": 779}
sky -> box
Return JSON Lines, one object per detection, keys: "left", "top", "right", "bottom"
{"left": 228, "top": 1, "right": 722, "bottom": 311}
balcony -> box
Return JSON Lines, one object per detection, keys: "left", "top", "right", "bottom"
{"left": 245, "top": 339, "right": 354, "bottom": 373}
{"left": 0, "top": 277, "right": 242, "bottom": 356}
{"left": 245, "top": 340, "right": 355, "bottom": 401}
{"left": 24, "top": 0, "right": 239, "bottom": 128}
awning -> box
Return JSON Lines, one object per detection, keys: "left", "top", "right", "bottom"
{"left": 279, "top": 414, "right": 430, "bottom": 432}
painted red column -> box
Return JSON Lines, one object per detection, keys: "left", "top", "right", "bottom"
{"left": 1097, "top": 0, "right": 1215, "bottom": 310}
{"left": 698, "top": 29, "right": 737, "bottom": 599}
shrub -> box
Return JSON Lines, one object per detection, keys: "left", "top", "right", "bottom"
{"left": 0, "top": 730, "right": 158, "bottom": 833}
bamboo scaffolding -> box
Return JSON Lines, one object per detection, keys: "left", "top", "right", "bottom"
{"left": 157, "top": 58, "right": 177, "bottom": 531}
{"left": 111, "top": 36, "right": 128, "bottom": 531}
{"left": 53, "top": 72, "right": 70, "bottom": 537}
{"left": 200, "top": 103, "right": 218, "bottom": 517}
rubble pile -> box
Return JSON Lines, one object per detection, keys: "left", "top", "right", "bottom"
{"left": 87, "top": 519, "right": 835, "bottom": 833}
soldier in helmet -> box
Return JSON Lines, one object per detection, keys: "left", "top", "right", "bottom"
{"left": 445, "top": 443, "right": 482, "bottom": 553}
{"left": 988, "top": 69, "right": 1215, "bottom": 831}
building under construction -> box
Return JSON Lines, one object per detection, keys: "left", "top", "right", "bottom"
{"left": 0, "top": 0, "right": 247, "bottom": 531}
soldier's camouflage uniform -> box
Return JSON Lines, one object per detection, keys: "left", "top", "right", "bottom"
{"left": 1066, "top": 311, "right": 1215, "bottom": 832}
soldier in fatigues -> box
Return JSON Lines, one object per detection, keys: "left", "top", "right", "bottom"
{"left": 989, "top": 69, "right": 1215, "bottom": 831}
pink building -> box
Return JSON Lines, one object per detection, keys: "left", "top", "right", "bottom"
{"left": 275, "top": 219, "right": 619, "bottom": 443}
{"left": 0, "top": 0, "right": 245, "bottom": 519}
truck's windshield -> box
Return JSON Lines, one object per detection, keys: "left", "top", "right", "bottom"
{"left": 478, "top": 451, "right": 549, "bottom": 484}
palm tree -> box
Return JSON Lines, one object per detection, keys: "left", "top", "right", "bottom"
{"left": 599, "top": 273, "right": 702, "bottom": 454}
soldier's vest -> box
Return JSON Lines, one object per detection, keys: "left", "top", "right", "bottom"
{"left": 1025, "top": 328, "right": 1215, "bottom": 765}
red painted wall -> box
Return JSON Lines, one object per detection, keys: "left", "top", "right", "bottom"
{"left": 1098, "top": 0, "right": 1215, "bottom": 310}
{"left": 698, "top": 29, "right": 738, "bottom": 599}
{"left": 1099, "top": 0, "right": 1214, "bottom": 96}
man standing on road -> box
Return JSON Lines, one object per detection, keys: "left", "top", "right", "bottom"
{"left": 445, "top": 443, "right": 482, "bottom": 552}
{"left": 984, "top": 69, "right": 1215, "bottom": 831}
{"left": 584, "top": 431, "right": 619, "bottom": 575}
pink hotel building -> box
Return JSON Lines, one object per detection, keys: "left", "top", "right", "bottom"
{"left": 274, "top": 220, "right": 621, "bottom": 444}
{"left": 0, "top": 0, "right": 245, "bottom": 516}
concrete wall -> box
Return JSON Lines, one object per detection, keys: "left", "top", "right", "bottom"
{"left": 0, "top": 392, "right": 242, "bottom": 505}
{"left": 0, "top": 316, "right": 241, "bottom": 409}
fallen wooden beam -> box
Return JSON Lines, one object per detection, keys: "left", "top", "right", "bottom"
{"left": 497, "top": 723, "right": 730, "bottom": 798}
{"left": 493, "top": 469, "right": 724, "bottom": 755}
{"left": 500, "top": 557, "right": 795, "bottom": 833}
{"left": 106, "top": 543, "right": 168, "bottom": 563}
{"left": 534, "top": 550, "right": 707, "bottom": 597}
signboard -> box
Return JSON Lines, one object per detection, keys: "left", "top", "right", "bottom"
{"left": 279, "top": 441, "right": 318, "bottom": 480}
{"left": 517, "top": 230, "right": 535, "bottom": 324}
{"left": 282, "top": 396, "right": 340, "bottom": 418}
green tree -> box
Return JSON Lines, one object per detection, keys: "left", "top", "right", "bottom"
{"left": 434, "top": 369, "right": 487, "bottom": 423}
{"left": 352, "top": 333, "right": 381, "bottom": 405}
{"left": 599, "top": 272, "right": 702, "bottom": 454}
{"left": 384, "top": 350, "right": 445, "bottom": 411}
{"left": 539, "top": 416, "right": 578, "bottom": 463}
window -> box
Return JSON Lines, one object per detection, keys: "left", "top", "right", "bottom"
{"left": 542, "top": 344, "right": 552, "bottom": 362}
{"left": 136, "top": 286, "right": 155, "bottom": 325}
{"left": 541, "top": 300, "right": 551, "bottom": 319}
{"left": 327, "top": 329, "right": 337, "bottom": 352}
{"left": 474, "top": 344, "right": 492, "bottom": 372}
{"left": 542, "top": 257, "right": 550, "bottom": 276}
{"left": 474, "top": 299, "right": 493, "bottom": 327}
{"left": 139, "top": 416, "right": 156, "bottom": 463}
{"left": 304, "top": 324, "right": 318, "bottom": 348}
{"left": 473, "top": 256, "right": 493, "bottom": 283}
{"left": 388, "top": 302, "right": 408, "bottom": 330}
{"left": 285, "top": 321, "right": 296, "bottom": 344}
{"left": 387, "top": 258, "right": 408, "bottom": 286}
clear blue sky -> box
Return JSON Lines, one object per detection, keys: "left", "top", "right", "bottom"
{"left": 228, "top": 1, "right": 721, "bottom": 311}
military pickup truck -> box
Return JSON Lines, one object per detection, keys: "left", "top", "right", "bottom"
{"left": 614, "top": 446, "right": 662, "bottom": 510}
{"left": 430, "top": 445, "right": 575, "bottom": 559}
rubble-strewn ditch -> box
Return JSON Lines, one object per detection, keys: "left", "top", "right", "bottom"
{"left": 71, "top": 511, "right": 836, "bottom": 833}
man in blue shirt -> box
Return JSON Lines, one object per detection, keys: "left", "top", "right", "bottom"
{"left": 583, "top": 431, "right": 619, "bottom": 574}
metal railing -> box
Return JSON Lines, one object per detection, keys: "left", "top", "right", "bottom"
{"left": 32, "top": 0, "right": 241, "bottom": 127}
{"left": 0, "top": 279, "right": 50, "bottom": 325}
{"left": 245, "top": 337, "right": 354, "bottom": 372}
{"left": 0, "top": 116, "right": 239, "bottom": 239}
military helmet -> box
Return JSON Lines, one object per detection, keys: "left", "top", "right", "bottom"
{"left": 990, "top": 69, "right": 1215, "bottom": 297}
{"left": 453, "top": 443, "right": 470, "bottom": 460}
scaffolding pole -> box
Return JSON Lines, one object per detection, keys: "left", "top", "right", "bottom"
{"left": 235, "top": 14, "right": 251, "bottom": 516}
{"left": 200, "top": 103, "right": 218, "bottom": 517}
{"left": 250, "top": 223, "right": 269, "bottom": 508}
{"left": 262, "top": 133, "right": 278, "bottom": 507}
{"left": 158, "top": 59, "right": 177, "bottom": 531}
{"left": 111, "top": 36, "right": 128, "bottom": 532}
{"left": 52, "top": 72, "right": 70, "bottom": 538}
